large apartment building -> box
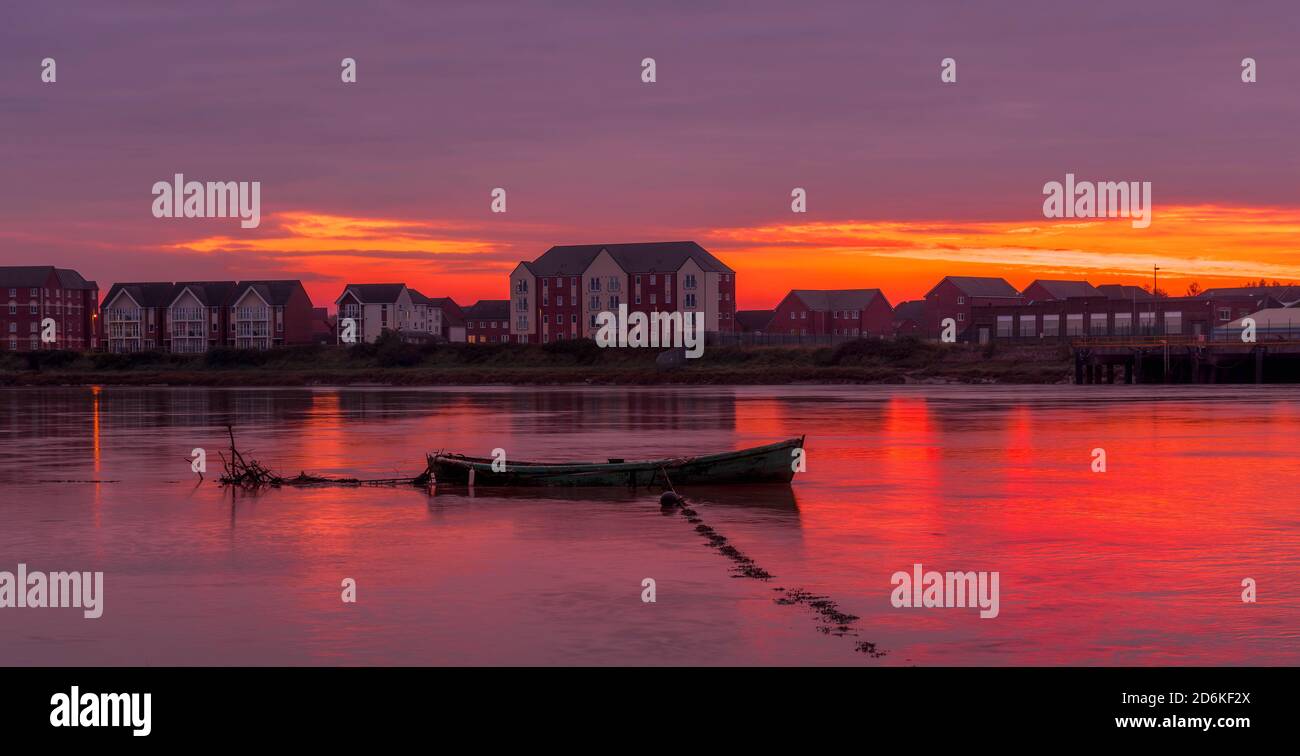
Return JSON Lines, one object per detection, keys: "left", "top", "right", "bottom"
{"left": 0, "top": 266, "right": 99, "bottom": 351}
{"left": 100, "top": 279, "right": 315, "bottom": 353}
{"left": 509, "top": 241, "right": 736, "bottom": 344}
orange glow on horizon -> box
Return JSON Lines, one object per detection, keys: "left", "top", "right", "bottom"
{"left": 164, "top": 205, "right": 1300, "bottom": 312}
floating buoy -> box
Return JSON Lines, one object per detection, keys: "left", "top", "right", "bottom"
{"left": 659, "top": 491, "right": 685, "bottom": 508}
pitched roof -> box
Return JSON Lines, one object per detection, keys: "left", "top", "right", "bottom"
{"left": 1025, "top": 279, "right": 1102, "bottom": 299}
{"left": 1096, "top": 284, "right": 1153, "bottom": 301}
{"left": 464, "top": 299, "right": 509, "bottom": 320}
{"left": 238, "top": 280, "right": 307, "bottom": 306}
{"left": 340, "top": 283, "right": 407, "bottom": 304}
{"left": 0, "top": 265, "right": 59, "bottom": 288}
{"left": 423, "top": 296, "right": 459, "bottom": 310}
{"left": 892, "top": 299, "right": 926, "bottom": 320}
{"left": 0, "top": 266, "right": 97, "bottom": 290}
{"left": 174, "top": 281, "right": 238, "bottom": 306}
{"left": 735, "top": 309, "right": 775, "bottom": 331}
{"left": 103, "top": 282, "right": 178, "bottom": 308}
{"left": 1198, "top": 285, "right": 1300, "bottom": 305}
{"left": 928, "top": 276, "right": 1021, "bottom": 298}
{"left": 55, "top": 268, "right": 97, "bottom": 290}
{"left": 789, "top": 289, "right": 886, "bottom": 312}
{"left": 526, "top": 241, "right": 733, "bottom": 276}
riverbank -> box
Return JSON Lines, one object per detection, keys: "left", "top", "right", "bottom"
{"left": 0, "top": 337, "right": 1073, "bottom": 386}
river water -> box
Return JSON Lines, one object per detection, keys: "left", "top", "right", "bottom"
{"left": 0, "top": 385, "right": 1296, "bottom": 665}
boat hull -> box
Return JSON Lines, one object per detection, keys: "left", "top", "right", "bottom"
{"left": 428, "top": 437, "right": 803, "bottom": 488}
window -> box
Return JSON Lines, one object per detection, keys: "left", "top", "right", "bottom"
{"left": 790, "top": 311, "right": 796, "bottom": 320}
{"left": 1138, "top": 311, "right": 1155, "bottom": 334}
{"left": 589, "top": 277, "right": 601, "bottom": 292}
{"left": 800, "top": 311, "right": 806, "bottom": 319}
{"left": 29, "top": 304, "right": 37, "bottom": 315}
{"left": 570, "top": 314, "right": 576, "bottom": 324}
{"left": 1164, "top": 311, "right": 1182, "bottom": 335}
{"left": 635, "top": 294, "right": 641, "bottom": 305}
{"left": 996, "top": 315, "right": 1013, "bottom": 338}
{"left": 684, "top": 274, "right": 697, "bottom": 289}
{"left": 957, "top": 296, "right": 965, "bottom": 305}
{"left": 1020, "top": 315, "right": 1036, "bottom": 338}
{"left": 1089, "top": 313, "right": 1107, "bottom": 335}
{"left": 589, "top": 296, "right": 599, "bottom": 309}
{"left": 1218, "top": 308, "right": 1231, "bottom": 322}
{"left": 555, "top": 278, "right": 562, "bottom": 287}
{"left": 685, "top": 294, "right": 697, "bottom": 308}
{"left": 557, "top": 296, "right": 564, "bottom": 307}
{"left": 609, "top": 295, "right": 620, "bottom": 308}
{"left": 664, "top": 290, "right": 671, "bottom": 304}
{"left": 650, "top": 293, "right": 656, "bottom": 305}
{"left": 635, "top": 275, "right": 641, "bottom": 286}
{"left": 1114, "top": 313, "right": 1132, "bottom": 335}
{"left": 608, "top": 276, "right": 620, "bottom": 292}
{"left": 543, "top": 279, "right": 549, "bottom": 289}
{"left": 543, "top": 295, "right": 549, "bottom": 306}
{"left": 30, "top": 288, "right": 38, "bottom": 296}
{"left": 650, "top": 275, "right": 656, "bottom": 285}
{"left": 956, "top": 312, "right": 965, "bottom": 322}
{"left": 1066, "top": 313, "right": 1084, "bottom": 336}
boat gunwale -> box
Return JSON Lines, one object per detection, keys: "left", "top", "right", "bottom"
{"left": 429, "top": 436, "right": 803, "bottom": 475}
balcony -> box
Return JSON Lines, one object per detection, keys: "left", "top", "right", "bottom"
{"left": 171, "top": 307, "right": 205, "bottom": 322}
{"left": 234, "top": 307, "right": 269, "bottom": 321}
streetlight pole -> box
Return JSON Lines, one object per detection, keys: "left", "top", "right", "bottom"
{"left": 1152, "top": 264, "right": 1160, "bottom": 336}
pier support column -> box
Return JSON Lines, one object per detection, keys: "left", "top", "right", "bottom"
{"left": 1074, "top": 353, "right": 1084, "bottom": 385}
{"left": 1106, "top": 363, "right": 1115, "bottom": 384}
{"left": 1124, "top": 357, "right": 1134, "bottom": 384}
{"left": 1255, "top": 347, "right": 1265, "bottom": 384}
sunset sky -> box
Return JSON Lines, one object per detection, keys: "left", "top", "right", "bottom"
{"left": 3, "top": 1, "right": 1299, "bottom": 310}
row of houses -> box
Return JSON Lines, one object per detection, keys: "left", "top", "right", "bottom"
{"left": 736, "top": 277, "right": 1299, "bottom": 343}
{"left": 4, "top": 244, "right": 1296, "bottom": 353}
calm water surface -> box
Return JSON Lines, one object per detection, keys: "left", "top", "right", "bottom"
{"left": 0, "top": 385, "right": 1297, "bottom": 665}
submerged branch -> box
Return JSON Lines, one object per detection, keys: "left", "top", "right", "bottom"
{"left": 218, "top": 424, "right": 432, "bottom": 489}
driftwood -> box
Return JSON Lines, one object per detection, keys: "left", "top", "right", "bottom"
{"left": 218, "top": 425, "right": 432, "bottom": 489}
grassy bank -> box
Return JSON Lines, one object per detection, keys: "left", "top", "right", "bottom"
{"left": 0, "top": 336, "right": 1073, "bottom": 386}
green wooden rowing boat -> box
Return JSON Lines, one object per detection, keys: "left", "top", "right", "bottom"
{"left": 427, "top": 437, "right": 804, "bottom": 488}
